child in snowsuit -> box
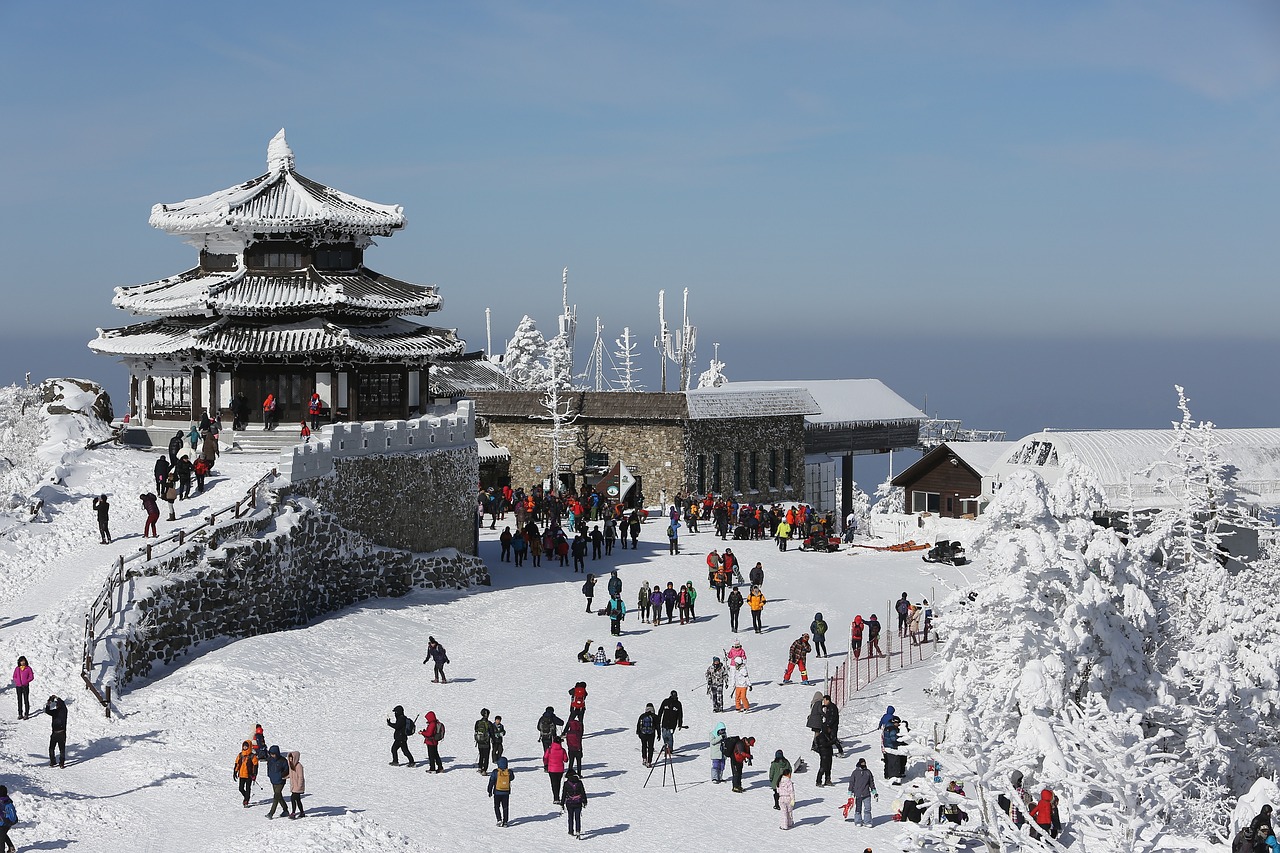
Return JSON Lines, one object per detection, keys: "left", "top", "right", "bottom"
{"left": 778, "top": 769, "right": 796, "bottom": 829}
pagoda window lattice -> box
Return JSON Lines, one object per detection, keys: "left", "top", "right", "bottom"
{"left": 358, "top": 372, "right": 406, "bottom": 420}
{"left": 153, "top": 375, "right": 192, "bottom": 415}
{"left": 314, "top": 246, "right": 357, "bottom": 270}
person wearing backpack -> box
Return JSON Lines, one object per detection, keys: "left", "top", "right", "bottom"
{"left": 709, "top": 722, "right": 727, "bottom": 783}
{"left": 233, "top": 740, "right": 259, "bottom": 807}
{"left": 387, "top": 705, "right": 416, "bottom": 767}
{"left": 582, "top": 574, "right": 597, "bottom": 613}
{"left": 636, "top": 703, "right": 658, "bottom": 767}
{"left": 0, "top": 785, "right": 17, "bottom": 853}
{"left": 667, "top": 521, "right": 679, "bottom": 554}
{"left": 896, "top": 592, "right": 911, "bottom": 638}
{"left": 537, "top": 706, "right": 564, "bottom": 752}
{"left": 423, "top": 636, "right": 449, "bottom": 683}
{"left": 420, "top": 711, "right": 445, "bottom": 773}
{"left": 474, "top": 709, "right": 496, "bottom": 774}
{"left": 810, "top": 612, "right": 829, "bottom": 657}
{"left": 606, "top": 593, "right": 626, "bottom": 636}
{"left": 487, "top": 756, "right": 514, "bottom": 827}
{"left": 264, "top": 745, "right": 291, "bottom": 819}
{"left": 561, "top": 769, "right": 589, "bottom": 838}
{"left": 568, "top": 682, "right": 588, "bottom": 724}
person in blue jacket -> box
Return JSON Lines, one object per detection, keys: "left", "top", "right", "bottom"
{"left": 606, "top": 594, "right": 626, "bottom": 636}
{"left": 265, "top": 745, "right": 291, "bottom": 819}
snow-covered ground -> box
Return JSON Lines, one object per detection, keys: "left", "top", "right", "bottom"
{"left": 0, "top": 437, "right": 964, "bottom": 850}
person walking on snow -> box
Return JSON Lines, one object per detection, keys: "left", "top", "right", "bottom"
{"left": 0, "top": 785, "right": 17, "bottom": 853}
{"left": 565, "top": 717, "right": 584, "bottom": 775}
{"left": 233, "top": 739, "right": 258, "bottom": 807}
{"left": 749, "top": 561, "right": 764, "bottom": 588}
{"left": 265, "top": 745, "right": 290, "bottom": 819}
{"left": 582, "top": 574, "right": 597, "bottom": 613}
{"left": 607, "top": 570, "right": 622, "bottom": 599}
{"left": 667, "top": 519, "right": 680, "bottom": 554}
{"left": 851, "top": 615, "right": 865, "bottom": 659}
{"left": 709, "top": 722, "right": 728, "bottom": 783}
{"left": 568, "top": 682, "right": 588, "bottom": 724}
{"left": 474, "top": 709, "right": 496, "bottom": 774}
{"left": 706, "top": 657, "right": 729, "bottom": 712}
{"left": 684, "top": 581, "right": 698, "bottom": 620}
{"left": 896, "top": 592, "right": 911, "bottom": 638}
{"left": 423, "top": 636, "right": 449, "bottom": 683}
{"left": 590, "top": 525, "right": 604, "bottom": 560}
{"left": 847, "top": 757, "right": 877, "bottom": 825}
{"left": 748, "top": 586, "right": 766, "bottom": 634}
{"left": 537, "top": 706, "right": 564, "bottom": 752}
{"left": 783, "top": 633, "right": 812, "bottom": 684}
{"left": 561, "top": 769, "right": 588, "bottom": 838}
{"left": 11, "top": 657, "right": 33, "bottom": 720}
{"left": 636, "top": 703, "right": 659, "bottom": 767}
{"left": 638, "top": 581, "right": 652, "bottom": 623}
{"left": 420, "top": 711, "right": 445, "bottom": 773}
{"left": 487, "top": 756, "right": 514, "bottom": 827}
{"left": 571, "top": 532, "right": 588, "bottom": 572}
{"left": 732, "top": 659, "right": 752, "bottom": 712}
{"left": 499, "top": 526, "right": 513, "bottom": 562}
{"left": 769, "top": 749, "right": 793, "bottom": 809}
{"left": 140, "top": 491, "right": 160, "bottom": 538}
{"left": 728, "top": 586, "right": 744, "bottom": 632}
{"left": 866, "top": 614, "right": 884, "bottom": 657}
{"left": 811, "top": 612, "right": 829, "bottom": 657}
{"left": 544, "top": 736, "right": 568, "bottom": 804}
{"left": 388, "top": 705, "right": 416, "bottom": 767}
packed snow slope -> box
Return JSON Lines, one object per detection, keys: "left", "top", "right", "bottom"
{"left": 0, "top": 449, "right": 960, "bottom": 851}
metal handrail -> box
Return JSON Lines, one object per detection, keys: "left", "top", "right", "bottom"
{"left": 80, "top": 467, "right": 278, "bottom": 716}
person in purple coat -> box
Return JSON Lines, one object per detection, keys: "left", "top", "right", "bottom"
{"left": 649, "top": 586, "right": 664, "bottom": 624}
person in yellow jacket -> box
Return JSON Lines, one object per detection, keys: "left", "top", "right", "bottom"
{"left": 775, "top": 520, "right": 792, "bottom": 552}
{"left": 233, "top": 740, "right": 259, "bottom": 807}
{"left": 747, "top": 586, "right": 767, "bottom": 634}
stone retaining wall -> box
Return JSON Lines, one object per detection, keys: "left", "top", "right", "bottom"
{"left": 120, "top": 497, "right": 488, "bottom": 684}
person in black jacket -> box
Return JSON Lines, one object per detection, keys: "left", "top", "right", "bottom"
{"left": 635, "top": 703, "right": 658, "bottom": 767}
{"left": 153, "top": 455, "right": 170, "bottom": 495}
{"left": 571, "top": 533, "right": 588, "bottom": 573}
{"left": 537, "top": 707, "right": 564, "bottom": 752}
{"left": 167, "top": 431, "right": 184, "bottom": 466}
{"left": 589, "top": 526, "right": 604, "bottom": 560}
{"left": 727, "top": 587, "right": 744, "bottom": 632}
{"left": 423, "top": 637, "right": 449, "bottom": 683}
{"left": 820, "top": 694, "right": 843, "bottom": 756}
{"left": 582, "top": 575, "right": 596, "bottom": 613}
{"left": 387, "top": 705, "right": 416, "bottom": 767}
{"left": 40, "top": 695, "right": 68, "bottom": 768}
{"left": 657, "top": 691, "right": 685, "bottom": 756}
{"left": 93, "top": 495, "right": 111, "bottom": 544}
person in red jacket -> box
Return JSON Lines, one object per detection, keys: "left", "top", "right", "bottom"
{"left": 568, "top": 682, "right": 588, "bottom": 724}
{"left": 565, "top": 717, "right": 584, "bottom": 775}
{"left": 420, "top": 711, "right": 445, "bottom": 773}
{"left": 730, "top": 736, "right": 755, "bottom": 793}
{"left": 1030, "top": 788, "right": 1061, "bottom": 839}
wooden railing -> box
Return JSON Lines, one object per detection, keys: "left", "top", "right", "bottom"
{"left": 80, "top": 467, "right": 278, "bottom": 716}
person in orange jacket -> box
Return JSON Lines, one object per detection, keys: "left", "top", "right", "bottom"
{"left": 747, "top": 586, "right": 767, "bottom": 634}
{"left": 234, "top": 740, "right": 259, "bottom": 807}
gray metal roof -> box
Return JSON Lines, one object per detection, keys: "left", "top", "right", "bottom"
{"left": 728, "top": 379, "right": 924, "bottom": 426}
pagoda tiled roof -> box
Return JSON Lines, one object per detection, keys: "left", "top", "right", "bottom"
{"left": 148, "top": 130, "right": 405, "bottom": 238}
{"left": 90, "top": 317, "right": 464, "bottom": 361}
{"left": 113, "top": 266, "right": 442, "bottom": 318}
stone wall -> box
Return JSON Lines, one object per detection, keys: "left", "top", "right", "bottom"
{"left": 686, "top": 415, "right": 806, "bottom": 502}
{"left": 285, "top": 444, "right": 478, "bottom": 554}
{"left": 119, "top": 497, "right": 488, "bottom": 684}
{"left": 485, "top": 419, "right": 686, "bottom": 501}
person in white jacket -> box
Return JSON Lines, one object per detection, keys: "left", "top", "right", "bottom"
{"left": 778, "top": 768, "right": 796, "bottom": 829}
{"left": 732, "top": 660, "right": 752, "bottom": 712}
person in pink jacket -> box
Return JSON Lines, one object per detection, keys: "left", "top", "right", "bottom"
{"left": 543, "top": 735, "right": 568, "bottom": 804}
{"left": 12, "top": 657, "right": 33, "bottom": 720}
{"left": 287, "top": 751, "right": 305, "bottom": 819}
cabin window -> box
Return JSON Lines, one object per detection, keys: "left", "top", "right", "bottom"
{"left": 712, "top": 454, "right": 722, "bottom": 493}
{"left": 911, "top": 491, "right": 941, "bottom": 513}
{"left": 153, "top": 375, "right": 191, "bottom": 410}
{"left": 769, "top": 450, "right": 778, "bottom": 488}
{"left": 959, "top": 499, "right": 980, "bottom": 516}
{"left": 749, "top": 451, "right": 758, "bottom": 490}
{"left": 733, "top": 452, "right": 743, "bottom": 492}
{"left": 784, "top": 449, "right": 793, "bottom": 486}
{"left": 314, "top": 247, "right": 356, "bottom": 270}
{"left": 697, "top": 454, "right": 707, "bottom": 495}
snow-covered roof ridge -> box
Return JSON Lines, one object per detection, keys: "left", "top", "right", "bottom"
{"left": 991, "top": 428, "right": 1280, "bottom": 509}
{"left": 726, "top": 379, "right": 925, "bottom": 426}
{"left": 111, "top": 266, "right": 442, "bottom": 318}
{"left": 683, "top": 385, "right": 820, "bottom": 420}
{"left": 148, "top": 132, "right": 406, "bottom": 238}
{"left": 945, "top": 440, "right": 1020, "bottom": 475}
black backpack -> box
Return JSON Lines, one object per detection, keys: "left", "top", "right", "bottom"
{"left": 638, "top": 713, "right": 655, "bottom": 736}
{"left": 401, "top": 717, "right": 415, "bottom": 737}
{"left": 721, "top": 735, "right": 740, "bottom": 758}
{"left": 538, "top": 715, "right": 555, "bottom": 737}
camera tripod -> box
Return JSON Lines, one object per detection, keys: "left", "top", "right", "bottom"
{"left": 643, "top": 743, "right": 679, "bottom": 792}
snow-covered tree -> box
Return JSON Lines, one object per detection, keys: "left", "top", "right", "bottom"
{"left": 502, "top": 315, "right": 550, "bottom": 389}
{"left": 544, "top": 331, "right": 574, "bottom": 391}
{"left": 870, "top": 475, "right": 904, "bottom": 516}
{"left": 534, "top": 349, "right": 579, "bottom": 491}
{"left": 612, "top": 327, "right": 643, "bottom": 391}
{"left": 696, "top": 358, "right": 727, "bottom": 388}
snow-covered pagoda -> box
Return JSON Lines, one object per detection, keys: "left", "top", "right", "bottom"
{"left": 91, "top": 130, "right": 508, "bottom": 428}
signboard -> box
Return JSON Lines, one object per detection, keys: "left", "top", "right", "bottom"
{"left": 595, "top": 461, "right": 638, "bottom": 501}
{"left": 618, "top": 462, "right": 636, "bottom": 499}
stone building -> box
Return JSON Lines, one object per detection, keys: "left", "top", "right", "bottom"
{"left": 89, "top": 130, "right": 511, "bottom": 430}
{"left": 468, "top": 386, "right": 819, "bottom": 504}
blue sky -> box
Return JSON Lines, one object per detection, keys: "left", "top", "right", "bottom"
{"left": 1, "top": 1, "right": 1278, "bottom": 439}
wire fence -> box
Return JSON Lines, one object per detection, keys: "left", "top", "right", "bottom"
{"left": 825, "top": 617, "right": 940, "bottom": 710}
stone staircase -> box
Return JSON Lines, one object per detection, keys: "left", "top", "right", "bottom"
{"left": 119, "top": 421, "right": 313, "bottom": 456}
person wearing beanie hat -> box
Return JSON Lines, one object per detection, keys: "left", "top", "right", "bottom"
{"left": 614, "top": 642, "right": 631, "bottom": 664}
{"left": 636, "top": 703, "right": 659, "bottom": 767}
{"left": 706, "top": 656, "right": 728, "bottom": 712}
{"left": 487, "top": 756, "right": 514, "bottom": 826}
{"left": 474, "top": 708, "right": 496, "bottom": 775}
{"left": 769, "top": 749, "right": 793, "bottom": 809}
{"left": 658, "top": 691, "right": 685, "bottom": 756}
{"left": 709, "top": 722, "right": 727, "bottom": 783}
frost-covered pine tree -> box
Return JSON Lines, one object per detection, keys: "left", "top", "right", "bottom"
{"left": 502, "top": 315, "right": 550, "bottom": 389}
{"left": 612, "top": 327, "right": 643, "bottom": 392}
{"left": 544, "top": 331, "right": 574, "bottom": 391}
{"left": 534, "top": 349, "right": 579, "bottom": 491}
{"left": 696, "top": 358, "right": 727, "bottom": 388}
{"left": 870, "top": 475, "right": 904, "bottom": 516}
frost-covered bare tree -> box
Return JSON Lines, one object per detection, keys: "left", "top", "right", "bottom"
{"left": 534, "top": 349, "right": 579, "bottom": 492}
{"left": 612, "top": 327, "right": 643, "bottom": 391}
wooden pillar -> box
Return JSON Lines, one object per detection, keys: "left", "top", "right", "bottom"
{"left": 190, "top": 367, "right": 203, "bottom": 422}
{"left": 349, "top": 369, "right": 359, "bottom": 422}
{"left": 400, "top": 369, "right": 410, "bottom": 420}
{"left": 145, "top": 375, "right": 155, "bottom": 423}
{"left": 129, "top": 374, "right": 139, "bottom": 419}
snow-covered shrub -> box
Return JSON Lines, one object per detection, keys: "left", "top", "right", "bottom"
{"left": 502, "top": 316, "right": 550, "bottom": 389}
